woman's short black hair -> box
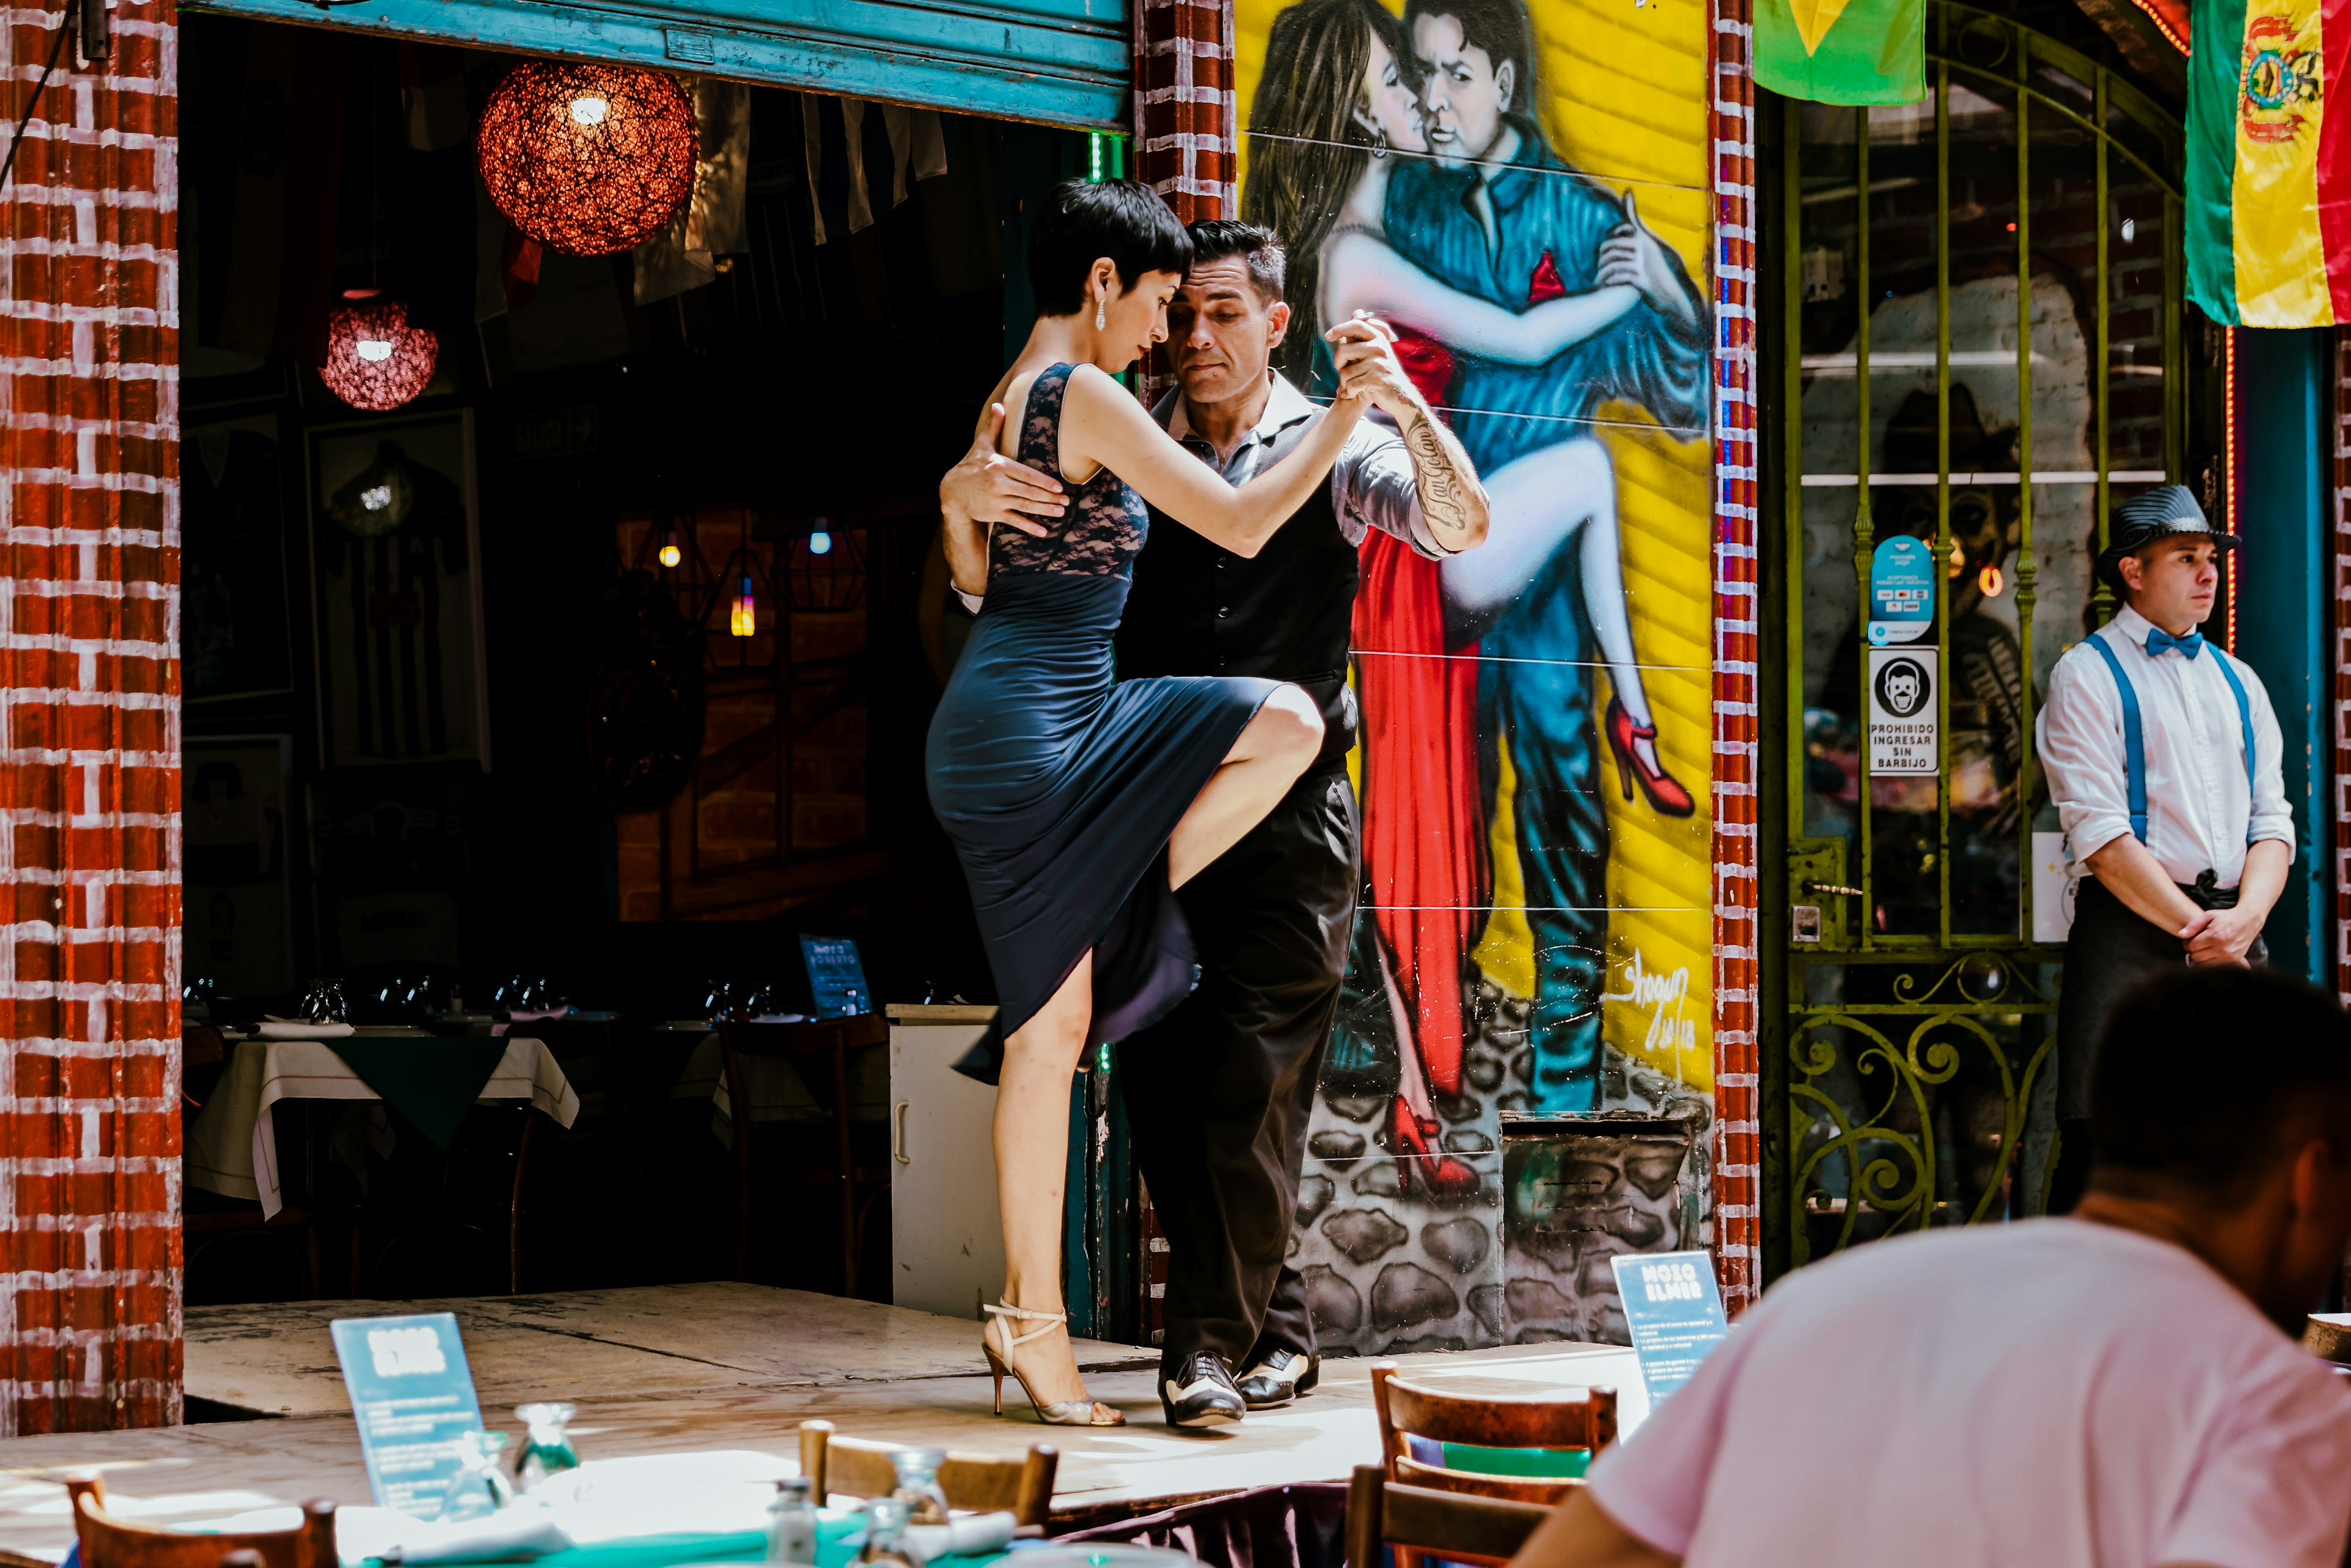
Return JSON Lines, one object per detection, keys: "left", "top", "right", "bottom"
{"left": 1029, "top": 179, "right": 1194, "bottom": 318}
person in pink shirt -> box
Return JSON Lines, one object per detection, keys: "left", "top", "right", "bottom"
{"left": 1516, "top": 964, "right": 2351, "bottom": 1568}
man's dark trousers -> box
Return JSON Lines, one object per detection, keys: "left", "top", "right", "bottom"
{"left": 1117, "top": 766, "right": 1357, "bottom": 1376}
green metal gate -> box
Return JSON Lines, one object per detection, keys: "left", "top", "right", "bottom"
{"left": 1762, "top": 6, "right": 2201, "bottom": 1275}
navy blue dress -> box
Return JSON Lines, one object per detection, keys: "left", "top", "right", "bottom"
{"left": 927, "top": 364, "right": 1280, "bottom": 1081}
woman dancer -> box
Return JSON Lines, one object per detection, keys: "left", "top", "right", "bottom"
{"left": 928, "top": 179, "right": 1372, "bottom": 1425}
{"left": 1242, "top": 0, "right": 1690, "bottom": 1195}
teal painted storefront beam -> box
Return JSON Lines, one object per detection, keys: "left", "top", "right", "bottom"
{"left": 2234, "top": 327, "right": 2330, "bottom": 987}
{"left": 185, "top": 0, "right": 1131, "bottom": 130}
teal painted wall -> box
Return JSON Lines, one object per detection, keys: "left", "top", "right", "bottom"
{"left": 2234, "top": 328, "right": 2330, "bottom": 988}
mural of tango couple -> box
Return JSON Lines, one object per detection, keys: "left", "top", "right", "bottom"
{"left": 1232, "top": 0, "right": 1717, "bottom": 1349}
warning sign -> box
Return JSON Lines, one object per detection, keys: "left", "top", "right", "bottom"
{"left": 1867, "top": 647, "right": 1937, "bottom": 776}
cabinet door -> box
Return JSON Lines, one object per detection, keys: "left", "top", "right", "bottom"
{"left": 888, "top": 1024, "right": 1005, "bottom": 1320}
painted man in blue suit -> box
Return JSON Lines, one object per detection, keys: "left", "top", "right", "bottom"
{"left": 1384, "top": 0, "right": 1708, "bottom": 1112}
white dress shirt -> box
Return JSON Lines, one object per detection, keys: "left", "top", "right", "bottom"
{"left": 2035, "top": 603, "right": 2292, "bottom": 889}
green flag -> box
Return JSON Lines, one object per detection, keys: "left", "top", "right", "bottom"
{"left": 1755, "top": 0, "right": 1925, "bottom": 106}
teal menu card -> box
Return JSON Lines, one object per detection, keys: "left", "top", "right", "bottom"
{"left": 331, "top": 1312, "right": 487, "bottom": 1518}
{"left": 1608, "top": 1250, "right": 1730, "bottom": 1406}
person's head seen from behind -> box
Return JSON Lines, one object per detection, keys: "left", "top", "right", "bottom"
{"left": 1029, "top": 179, "right": 1194, "bottom": 373}
{"left": 1167, "top": 221, "right": 1291, "bottom": 411}
{"left": 2083, "top": 965, "right": 2351, "bottom": 1332}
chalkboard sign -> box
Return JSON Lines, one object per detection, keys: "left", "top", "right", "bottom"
{"left": 331, "top": 1312, "right": 487, "bottom": 1519}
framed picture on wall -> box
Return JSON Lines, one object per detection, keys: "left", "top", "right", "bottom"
{"left": 184, "top": 414, "right": 294, "bottom": 703}
{"left": 306, "top": 410, "right": 491, "bottom": 770}
{"left": 184, "top": 735, "right": 297, "bottom": 1001}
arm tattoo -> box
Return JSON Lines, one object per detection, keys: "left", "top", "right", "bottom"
{"left": 1402, "top": 408, "right": 1475, "bottom": 541}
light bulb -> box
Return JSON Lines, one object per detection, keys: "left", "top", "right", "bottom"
{"left": 355, "top": 339, "right": 396, "bottom": 363}
{"left": 361, "top": 484, "right": 393, "bottom": 512}
{"left": 569, "top": 96, "right": 609, "bottom": 127}
{"left": 808, "top": 530, "right": 833, "bottom": 556}
{"left": 730, "top": 576, "right": 756, "bottom": 637}
{"left": 659, "top": 540, "right": 681, "bottom": 568}
{"left": 1978, "top": 563, "right": 2004, "bottom": 597}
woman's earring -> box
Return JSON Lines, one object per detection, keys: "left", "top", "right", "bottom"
{"left": 1095, "top": 294, "right": 1107, "bottom": 330}
{"left": 1371, "top": 125, "right": 1389, "bottom": 159}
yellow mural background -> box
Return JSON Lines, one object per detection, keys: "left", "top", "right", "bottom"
{"left": 1237, "top": 0, "right": 1716, "bottom": 1093}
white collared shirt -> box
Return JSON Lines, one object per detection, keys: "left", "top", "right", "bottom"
{"left": 2034, "top": 603, "right": 2292, "bottom": 888}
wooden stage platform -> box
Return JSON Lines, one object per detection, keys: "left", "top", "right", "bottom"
{"left": 0, "top": 1284, "right": 1644, "bottom": 1565}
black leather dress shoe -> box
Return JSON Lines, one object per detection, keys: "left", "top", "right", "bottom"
{"left": 1235, "top": 1349, "right": 1320, "bottom": 1409}
{"left": 1160, "top": 1352, "right": 1247, "bottom": 1427}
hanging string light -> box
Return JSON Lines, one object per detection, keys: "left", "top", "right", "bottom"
{"left": 321, "top": 290, "right": 438, "bottom": 411}
{"left": 478, "top": 61, "right": 699, "bottom": 257}
{"left": 730, "top": 574, "right": 756, "bottom": 637}
{"left": 659, "top": 531, "right": 682, "bottom": 568}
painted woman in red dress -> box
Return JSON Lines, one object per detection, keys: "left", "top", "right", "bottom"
{"left": 1246, "top": 0, "right": 1692, "bottom": 1195}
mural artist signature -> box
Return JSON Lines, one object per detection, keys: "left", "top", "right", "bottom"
{"left": 1604, "top": 948, "right": 1696, "bottom": 1073}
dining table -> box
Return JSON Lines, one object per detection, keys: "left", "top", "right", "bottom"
{"left": 186, "top": 1029, "right": 582, "bottom": 1218}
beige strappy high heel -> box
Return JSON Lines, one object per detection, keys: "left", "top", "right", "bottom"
{"left": 981, "top": 1301, "right": 1125, "bottom": 1427}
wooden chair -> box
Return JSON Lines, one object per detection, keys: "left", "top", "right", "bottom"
{"left": 719, "top": 1014, "right": 891, "bottom": 1292}
{"left": 797, "top": 1419, "right": 1058, "bottom": 1529}
{"left": 1344, "top": 1465, "right": 1550, "bottom": 1568}
{"left": 67, "top": 1475, "right": 337, "bottom": 1568}
{"left": 1371, "top": 1361, "right": 1617, "bottom": 1506}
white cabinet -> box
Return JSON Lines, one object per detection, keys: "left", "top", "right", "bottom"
{"left": 886, "top": 1007, "right": 1003, "bottom": 1321}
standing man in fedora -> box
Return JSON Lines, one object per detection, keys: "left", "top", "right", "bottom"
{"left": 2038, "top": 484, "right": 2293, "bottom": 1212}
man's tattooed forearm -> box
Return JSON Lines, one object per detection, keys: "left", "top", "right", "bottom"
{"left": 1404, "top": 410, "right": 1474, "bottom": 537}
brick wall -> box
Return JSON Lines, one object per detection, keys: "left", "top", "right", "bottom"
{"left": 1708, "top": 0, "right": 1760, "bottom": 1315}
{"left": 0, "top": 0, "right": 184, "bottom": 1433}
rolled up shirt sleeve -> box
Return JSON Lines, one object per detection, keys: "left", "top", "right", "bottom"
{"left": 1332, "top": 421, "right": 1453, "bottom": 560}
{"left": 2241, "top": 657, "right": 2295, "bottom": 853}
{"left": 2037, "top": 648, "right": 2137, "bottom": 865}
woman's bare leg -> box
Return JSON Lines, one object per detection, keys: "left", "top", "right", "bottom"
{"left": 992, "top": 958, "right": 1097, "bottom": 1406}
{"left": 1166, "top": 683, "right": 1324, "bottom": 890}
{"left": 1439, "top": 437, "right": 1663, "bottom": 744}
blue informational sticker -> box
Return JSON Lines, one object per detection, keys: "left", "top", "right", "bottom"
{"left": 1867, "top": 535, "right": 1935, "bottom": 647}
{"left": 331, "top": 1313, "right": 487, "bottom": 1520}
{"left": 1608, "top": 1250, "right": 1730, "bottom": 1406}
{"left": 800, "top": 935, "right": 871, "bottom": 1017}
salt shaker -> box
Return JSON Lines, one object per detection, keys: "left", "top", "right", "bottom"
{"left": 767, "top": 1476, "right": 819, "bottom": 1565}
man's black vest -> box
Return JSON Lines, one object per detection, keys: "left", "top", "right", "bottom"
{"left": 1116, "top": 477, "right": 1361, "bottom": 776}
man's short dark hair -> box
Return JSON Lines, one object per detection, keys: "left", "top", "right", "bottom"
{"left": 1185, "top": 219, "right": 1287, "bottom": 303}
{"left": 1029, "top": 179, "right": 1194, "bottom": 318}
{"left": 2091, "top": 967, "right": 2351, "bottom": 1204}
{"left": 1401, "top": 0, "right": 1535, "bottom": 111}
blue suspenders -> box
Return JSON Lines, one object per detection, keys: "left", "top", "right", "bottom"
{"left": 2083, "top": 628, "right": 2256, "bottom": 846}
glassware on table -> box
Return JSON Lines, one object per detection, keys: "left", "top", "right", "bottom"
{"left": 512, "top": 1402, "right": 580, "bottom": 1491}
{"left": 887, "top": 1448, "right": 951, "bottom": 1527}
{"left": 766, "top": 1475, "right": 819, "bottom": 1565}
{"left": 298, "top": 978, "right": 350, "bottom": 1026}
{"left": 439, "top": 1428, "right": 515, "bottom": 1521}
{"left": 858, "top": 1496, "right": 917, "bottom": 1568}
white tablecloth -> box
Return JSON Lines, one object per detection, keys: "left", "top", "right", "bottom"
{"left": 186, "top": 1035, "right": 580, "bottom": 1217}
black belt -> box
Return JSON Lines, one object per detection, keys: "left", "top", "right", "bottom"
{"left": 2183, "top": 869, "right": 2238, "bottom": 910}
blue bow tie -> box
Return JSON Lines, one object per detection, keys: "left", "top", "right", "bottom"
{"left": 2145, "top": 627, "right": 2205, "bottom": 659}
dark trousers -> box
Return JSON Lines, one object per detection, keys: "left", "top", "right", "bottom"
{"left": 2049, "top": 874, "right": 2263, "bottom": 1211}
{"left": 1117, "top": 768, "right": 1358, "bottom": 1374}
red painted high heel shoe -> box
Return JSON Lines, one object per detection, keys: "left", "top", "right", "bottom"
{"left": 1607, "top": 696, "right": 1696, "bottom": 817}
{"left": 1391, "top": 1098, "right": 1480, "bottom": 1198}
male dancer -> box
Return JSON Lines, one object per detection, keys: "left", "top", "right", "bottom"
{"left": 1385, "top": 0, "right": 1709, "bottom": 1114}
{"left": 940, "top": 221, "right": 1490, "bottom": 1426}
{"left": 2039, "top": 485, "right": 2292, "bottom": 1212}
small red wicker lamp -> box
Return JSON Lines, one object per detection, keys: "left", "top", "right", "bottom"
{"left": 321, "top": 290, "right": 438, "bottom": 411}
{"left": 478, "top": 61, "right": 699, "bottom": 257}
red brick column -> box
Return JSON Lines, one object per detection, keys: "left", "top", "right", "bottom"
{"left": 1709, "top": 0, "right": 1760, "bottom": 1315}
{"left": 0, "top": 0, "right": 182, "bottom": 1435}
{"left": 1131, "top": 0, "right": 1232, "bottom": 222}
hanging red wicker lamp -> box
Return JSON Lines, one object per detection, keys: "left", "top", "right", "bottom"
{"left": 321, "top": 290, "right": 438, "bottom": 411}
{"left": 478, "top": 61, "right": 699, "bottom": 257}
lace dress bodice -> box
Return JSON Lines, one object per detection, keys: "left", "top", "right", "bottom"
{"left": 988, "top": 363, "right": 1149, "bottom": 582}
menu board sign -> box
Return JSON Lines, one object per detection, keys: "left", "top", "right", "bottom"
{"left": 801, "top": 935, "right": 871, "bottom": 1016}
{"left": 331, "top": 1312, "right": 487, "bottom": 1519}
{"left": 1608, "top": 1250, "right": 1730, "bottom": 1405}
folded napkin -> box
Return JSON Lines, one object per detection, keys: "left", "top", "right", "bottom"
{"left": 377, "top": 1514, "right": 577, "bottom": 1565}
{"left": 258, "top": 1019, "right": 356, "bottom": 1040}
{"left": 903, "top": 1512, "right": 1016, "bottom": 1566}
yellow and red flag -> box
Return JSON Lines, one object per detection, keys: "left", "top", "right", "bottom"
{"left": 2187, "top": 0, "right": 2351, "bottom": 325}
